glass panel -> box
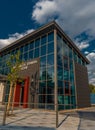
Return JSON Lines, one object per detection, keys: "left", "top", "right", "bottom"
{"left": 47, "top": 80, "right": 54, "bottom": 94}
{"left": 47, "top": 42, "right": 54, "bottom": 54}
{"left": 69, "top": 47, "right": 73, "bottom": 59}
{"left": 40, "top": 56, "right": 46, "bottom": 67}
{"left": 39, "top": 81, "right": 46, "bottom": 94}
{"left": 40, "top": 67, "right": 46, "bottom": 80}
{"left": 48, "top": 32, "right": 54, "bottom": 42}
{"left": 47, "top": 95, "right": 54, "bottom": 103}
{"left": 64, "top": 57, "right": 69, "bottom": 69}
{"left": 29, "top": 41, "right": 34, "bottom": 50}
{"left": 58, "top": 95, "right": 64, "bottom": 104}
{"left": 64, "top": 96, "right": 70, "bottom": 104}
{"left": 24, "top": 44, "right": 29, "bottom": 52}
{"left": 20, "top": 46, "right": 24, "bottom": 54}
{"left": 29, "top": 50, "right": 33, "bottom": 59}
{"left": 69, "top": 60, "right": 73, "bottom": 71}
{"left": 57, "top": 66, "right": 63, "bottom": 80}
{"left": 63, "top": 40, "right": 69, "bottom": 57}
{"left": 35, "top": 38, "right": 40, "bottom": 48}
{"left": 71, "top": 96, "right": 76, "bottom": 106}
{"left": 57, "top": 55, "right": 63, "bottom": 66}
{"left": 34, "top": 48, "right": 39, "bottom": 58}
{"left": 64, "top": 81, "right": 70, "bottom": 94}
{"left": 41, "top": 35, "right": 47, "bottom": 45}
{"left": 23, "top": 52, "right": 28, "bottom": 61}
{"left": 74, "top": 52, "right": 78, "bottom": 62}
{"left": 46, "top": 66, "right": 54, "bottom": 81}
{"left": 70, "top": 71, "right": 74, "bottom": 83}
{"left": 41, "top": 45, "right": 46, "bottom": 56}
{"left": 64, "top": 69, "right": 69, "bottom": 81}
{"left": 47, "top": 54, "right": 54, "bottom": 66}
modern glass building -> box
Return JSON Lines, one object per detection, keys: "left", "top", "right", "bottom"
{"left": 0, "top": 21, "right": 90, "bottom": 110}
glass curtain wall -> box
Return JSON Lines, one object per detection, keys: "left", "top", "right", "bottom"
{"left": 0, "top": 32, "right": 55, "bottom": 109}
{"left": 57, "top": 34, "right": 76, "bottom": 110}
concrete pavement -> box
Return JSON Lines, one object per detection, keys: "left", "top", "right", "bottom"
{"left": 0, "top": 105, "right": 95, "bottom": 130}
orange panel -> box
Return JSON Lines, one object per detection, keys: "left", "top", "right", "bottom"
{"left": 14, "top": 83, "right": 21, "bottom": 107}
{"left": 23, "top": 77, "right": 29, "bottom": 108}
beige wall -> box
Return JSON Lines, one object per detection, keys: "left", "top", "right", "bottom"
{"left": 0, "top": 82, "right": 4, "bottom": 102}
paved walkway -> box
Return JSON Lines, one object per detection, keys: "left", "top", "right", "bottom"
{"left": 0, "top": 105, "right": 95, "bottom": 130}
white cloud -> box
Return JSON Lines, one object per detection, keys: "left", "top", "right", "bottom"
{"left": 0, "top": 29, "right": 34, "bottom": 49}
{"left": 86, "top": 52, "right": 95, "bottom": 85}
{"left": 75, "top": 39, "right": 89, "bottom": 50}
{"left": 84, "top": 51, "right": 89, "bottom": 55}
{"left": 32, "top": 0, "right": 95, "bottom": 85}
{"left": 32, "top": 0, "right": 95, "bottom": 37}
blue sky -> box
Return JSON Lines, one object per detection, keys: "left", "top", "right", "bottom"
{"left": 0, "top": 0, "right": 95, "bottom": 85}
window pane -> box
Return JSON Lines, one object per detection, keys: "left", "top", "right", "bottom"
{"left": 40, "top": 67, "right": 46, "bottom": 80}
{"left": 23, "top": 52, "right": 28, "bottom": 61}
{"left": 48, "top": 32, "right": 54, "bottom": 42}
{"left": 24, "top": 44, "right": 29, "bottom": 52}
{"left": 47, "top": 80, "right": 54, "bottom": 94}
{"left": 64, "top": 69, "right": 69, "bottom": 81}
{"left": 35, "top": 38, "right": 40, "bottom": 48}
{"left": 34, "top": 48, "right": 39, "bottom": 58}
{"left": 64, "top": 82, "right": 70, "bottom": 94}
{"left": 57, "top": 67, "right": 63, "bottom": 80}
{"left": 40, "top": 56, "right": 46, "bottom": 67}
{"left": 29, "top": 41, "right": 34, "bottom": 50}
{"left": 41, "top": 45, "right": 46, "bottom": 56}
{"left": 41, "top": 35, "right": 47, "bottom": 45}
{"left": 47, "top": 66, "right": 54, "bottom": 81}
{"left": 47, "top": 42, "right": 54, "bottom": 54}
{"left": 64, "top": 57, "right": 69, "bottom": 69}
{"left": 69, "top": 47, "right": 73, "bottom": 59}
{"left": 63, "top": 41, "right": 69, "bottom": 57}
{"left": 20, "top": 46, "right": 24, "bottom": 54}
{"left": 47, "top": 54, "right": 54, "bottom": 66}
{"left": 29, "top": 50, "right": 33, "bottom": 59}
{"left": 39, "top": 81, "right": 46, "bottom": 94}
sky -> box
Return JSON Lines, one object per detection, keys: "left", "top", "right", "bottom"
{"left": 0, "top": 0, "right": 95, "bottom": 85}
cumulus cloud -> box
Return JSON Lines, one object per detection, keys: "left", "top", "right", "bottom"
{"left": 75, "top": 39, "right": 89, "bottom": 50}
{"left": 32, "top": 0, "right": 95, "bottom": 37}
{"left": 0, "top": 29, "right": 34, "bottom": 49}
{"left": 32, "top": 0, "right": 95, "bottom": 85}
{"left": 86, "top": 52, "right": 95, "bottom": 85}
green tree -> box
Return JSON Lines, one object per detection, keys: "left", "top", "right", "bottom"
{"left": 89, "top": 84, "right": 95, "bottom": 93}
{"left": 6, "top": 51, "right": 22, "bottom": 115}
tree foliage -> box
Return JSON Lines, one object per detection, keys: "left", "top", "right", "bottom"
{"left": 6, "top": 51, "right": 22, "bottom": 115}
{"left": 89, "top": 84, "right": 95, "bottom": 93}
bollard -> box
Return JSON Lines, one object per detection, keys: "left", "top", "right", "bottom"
{"left": 2, "top": 103, "right": 7, "bottom": 125}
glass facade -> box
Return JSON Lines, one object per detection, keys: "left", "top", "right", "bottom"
{"left": 0, "top": 31, "right": 55, "bottom": 109}
{"left": 57, "top": 34, "right": 86, "bottom": 110}
{"left": 0, "top": 27, "right": 87, "bottom": 110}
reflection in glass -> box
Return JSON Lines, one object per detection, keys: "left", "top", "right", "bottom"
{"left": 57, "top": 67, "right": 63, "bottom": 80}
{"left": 40, "top": 56, "right": 46, "bottom": 67}
{"left": 40, "top": 67, "right": 46, "bottom": 80}
{"left": 47, "top": 54, "right": 54, "bottom": 66}
{"left": 47, "top": 66, "right": 54, "bottom": 81}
